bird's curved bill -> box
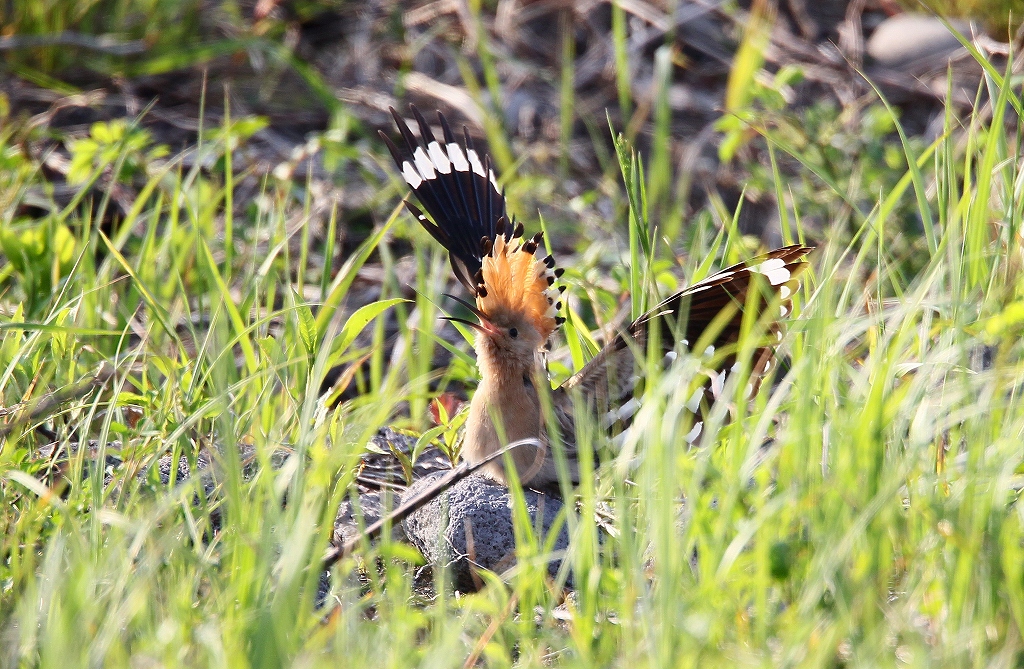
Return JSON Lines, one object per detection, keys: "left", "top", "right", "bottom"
{"left": 441, "top": 293, "right": 499, "bottom": 336}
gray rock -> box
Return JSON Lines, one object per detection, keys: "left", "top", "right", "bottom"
{"left": 402, "top": 473, "right": 570, "bottom": 592}
{"left": 867, "top": 14, "right": 974, "bottom": 70}
{"left": 333, "top": 489, "right": 407, "bottom": 546}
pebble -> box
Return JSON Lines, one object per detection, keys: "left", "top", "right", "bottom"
{"left": 867, "top": 14, "right": 975, "bottom": 69}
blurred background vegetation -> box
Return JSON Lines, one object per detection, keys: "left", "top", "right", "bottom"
{"left": 2, "top": 0, "right": 1024, "bottom": 666}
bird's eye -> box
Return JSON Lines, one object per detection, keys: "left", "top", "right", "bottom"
{"left": 509, "top": 327, "right": 519, "bottom": 339}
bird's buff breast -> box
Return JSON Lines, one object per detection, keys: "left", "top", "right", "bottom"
{"left": 463, "top": 376, "right": 547, "bottom": 485}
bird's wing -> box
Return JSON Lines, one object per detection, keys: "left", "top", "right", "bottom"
{"left": 557, "top": 245, "right": 813, "bottom": 434}
{"left": 380, "top": 106, "right": 511, "bottom": 294}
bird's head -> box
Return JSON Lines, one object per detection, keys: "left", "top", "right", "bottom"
{"left": 443, "top": 220, "right": 564, "bottom": 372}
{"left": 471, "top": 308, "right": 543, "bottom": 367}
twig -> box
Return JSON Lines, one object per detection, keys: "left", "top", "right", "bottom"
{"left": 322, "top": 438, "right": 542, "bottom": 569}
{"left": 402, "top": 72, "right": 485, "bottom": 128}
{"left": 0, "top": 32, "right": 147, "bottom": 56}
{"left": 0, "top": 364, "right": 114, "bottom": 442}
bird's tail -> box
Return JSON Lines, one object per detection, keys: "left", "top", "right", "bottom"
{"left": 380, "top": 106, "right": 509, "bottom": 294}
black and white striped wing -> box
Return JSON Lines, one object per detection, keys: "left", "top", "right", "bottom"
{"left": 557, "top": 245, "right": 812, "bottom": 442}
{"left": 638, "top": 244, "right": 812, "bottom": 374}
{"left": 381, "top": 106, "right": 511, "bottom": 293}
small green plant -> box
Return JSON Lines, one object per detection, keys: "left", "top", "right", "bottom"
{"left": 66, "top": 119, "right": 169, "bottom": 185}
{"left": 0, "top": 0, "right": 204, "bottom": 73}
{"left": 0, "top": 220, "right": 77, "bottom": 317}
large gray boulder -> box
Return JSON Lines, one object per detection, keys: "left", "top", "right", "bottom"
{"left": 401, "top": 473, "right": 571, "bottom": 592}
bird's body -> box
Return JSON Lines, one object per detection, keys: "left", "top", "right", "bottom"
{"left": 382, "top": 107, "right": 812, "bottom": 492}
{"left": 465, "top": 344, "right": 548, "bottom": 485}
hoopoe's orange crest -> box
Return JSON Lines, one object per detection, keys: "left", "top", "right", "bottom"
{"left": 476, "top": 228, "right": 563, "bottom": 341}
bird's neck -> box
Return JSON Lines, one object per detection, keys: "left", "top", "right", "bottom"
{"left": 463, "top": 340, "right": 544, "bottom": 472}
{"left": 475, "top": 343, "right": 541, "bottom": 389}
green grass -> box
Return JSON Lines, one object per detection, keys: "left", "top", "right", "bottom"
{"left": 1, "top": 0, "right": 203, "bottom": 75}
{"left": 3, "top": 20, "right": 1024, "bottom": 669}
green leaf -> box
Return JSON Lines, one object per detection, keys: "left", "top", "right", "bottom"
{"left": 296, "top": 302, "right": 317, "bottom": 356}
{"left": 257, "top": 335, "right": 283, "bottom": 364}
{"left": 331, "top": 298, "right": 409, "bottom": 357}
{"left": 315, "top": 213, "right": 399, "bottom": 340}
{"left": 412, "top": 424, "right": 446, "bottom": 465}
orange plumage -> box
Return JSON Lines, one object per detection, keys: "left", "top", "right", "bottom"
{"left": 477, "top": 234, "right": 560, "bottom": 341}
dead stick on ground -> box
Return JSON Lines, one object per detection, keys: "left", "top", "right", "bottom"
{"left": 0, "top": 33, "right": 147, "bottom": 55}
{"left": 322, "top": 438, "right": 542, "bottom": 569}
{"left": 0, "top": 364, "right": 114, "bottom": 442}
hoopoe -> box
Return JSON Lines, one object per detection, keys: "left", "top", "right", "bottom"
{"left": 381, "top": 107, "right": 812, "bottom": 491}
